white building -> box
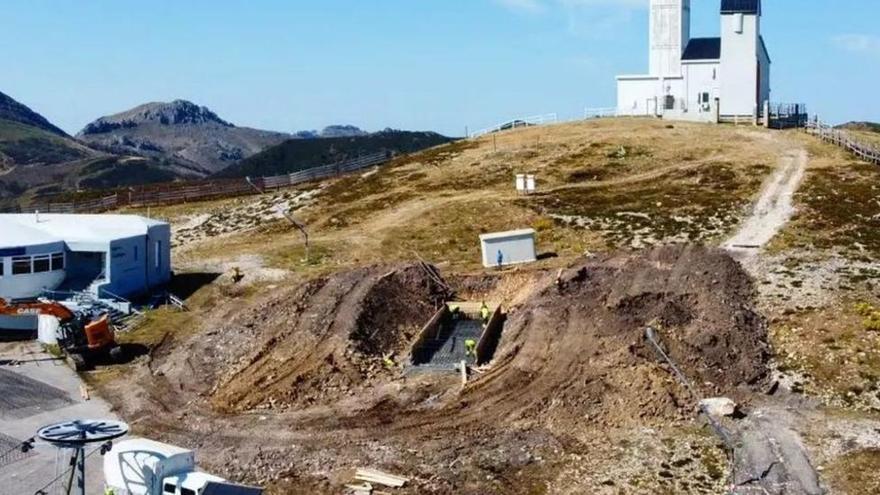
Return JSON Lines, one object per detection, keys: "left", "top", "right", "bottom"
{"left": 0, "top": 213, "right": 171, "bottom": 300}
{"left": 617, "top": 0, "right": 770, "bottom": 122}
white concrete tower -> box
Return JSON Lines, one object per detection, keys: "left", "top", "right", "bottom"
{"left": 649, "top": 0, "right": 691, "bottom": 77}
{"left": 719, "top": 0, "right": 768, "bottom": 117}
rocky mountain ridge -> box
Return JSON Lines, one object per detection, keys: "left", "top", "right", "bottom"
{"left": 0, "top": 90, "right": 68, "bottom": 137}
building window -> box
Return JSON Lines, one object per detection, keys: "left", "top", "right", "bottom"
{"left": 33, "top": 255, "right": 51, "bottom": 273}
{"left": 51, "top": 253, "right": 64, "bottom": 271}
{"left": 12, "top": 256, "right": 31, "bottom": 275}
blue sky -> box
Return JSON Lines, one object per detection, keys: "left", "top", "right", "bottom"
{"left": 3, "top": 0, "right": 878, "bottom": 136}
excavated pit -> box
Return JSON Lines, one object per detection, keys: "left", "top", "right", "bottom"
{"left": 114, "top": 245, "right": 771, "bottom": 493}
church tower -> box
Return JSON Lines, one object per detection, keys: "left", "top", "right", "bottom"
{"left": 649, "top": 0, "right": 691, "bottom": 77}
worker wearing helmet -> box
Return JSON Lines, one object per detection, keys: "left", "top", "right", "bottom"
{"left": 464, "top": 338, "right": 477, "bottom": 359}
{"left": 480, "top": 302, "right": 491, "bottom": 326}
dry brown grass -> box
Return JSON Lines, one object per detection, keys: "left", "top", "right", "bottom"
{"left": 166, "top": 119, "right": 790, "bottom": 277}
{"left": 770, "top": 132, "right": 880, "bottom": 258}
{"left": 771, "top": 297, "right": 880, "bottom": 410}
{"left": 824, "top": 449, "right": 880, "bottom": 494}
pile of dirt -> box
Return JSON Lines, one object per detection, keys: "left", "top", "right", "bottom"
{"left": 461, "top": 244, "right": 770, "bottom": 429}
{"left": 184, "top": 263, "right": 449, "bottom": 412}
{"left": 104, "top": 245, "right": 772, "bottom": 493}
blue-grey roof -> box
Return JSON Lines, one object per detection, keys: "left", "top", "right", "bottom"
{"left": 682, "top": 38, "right": 721, "bottom": 61}
{"left": 721, "top": 0, "right": 761, "bottom": 15}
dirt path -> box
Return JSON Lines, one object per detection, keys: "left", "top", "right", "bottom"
{"left": 724, "top": 147, "right": 808, "bottom": 259}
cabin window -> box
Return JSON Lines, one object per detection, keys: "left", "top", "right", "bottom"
{"left": 155, "top": 241, "right": 161, "bottom": 270}
{"left": 163, "top": 483, "right": 176, "bottom": 494}
{"left": 181, "top": 488, "right": 196, "bottom": 495}
{"left": 33, "top": 255, "right": 51, "bottom": 273}
{"left": 12, "top": 256, "right": 31, "bottom": 275}
{"left": 133, "top": 245, "right": 138, "bottom": 261}
{"left": 712, "top": 68, "right": 717, "bottom": 80}
{"left": 735, "top": 13, "right": 744, "bottom": 33}
{"left": 0, "top": 260, "right": 4, "bottom": 277}
{"left": 51, "top": 253, "right": 64, "bottom": 271}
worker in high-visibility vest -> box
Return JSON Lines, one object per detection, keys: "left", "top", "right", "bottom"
{"left": 480, "top": 302, "right": 491, "bottom": 326}
{"left": 464, "top": 338, "right": 477, "bottom": 358}
{"left": 382, "top": 354, "right": 396, "bottom": 370}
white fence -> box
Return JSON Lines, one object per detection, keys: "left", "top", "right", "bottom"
{"left": 583, "top": 107, "right": 618, "bottom": 119}
{"left": 470, "top": 113, "right": 559, "bottom": 138}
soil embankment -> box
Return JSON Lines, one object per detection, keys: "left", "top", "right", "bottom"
{"left": 108, "top": 245, "right": 770, "bottom": 493}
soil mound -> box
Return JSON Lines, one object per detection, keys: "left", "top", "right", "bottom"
{"left": 462, "top": 244, "right": 769, "bottom": 428}
{"left": 207, "top": 263, "right": 448, "bottom": 412}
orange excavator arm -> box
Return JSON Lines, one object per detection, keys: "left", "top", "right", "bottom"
{"left": 0, "top": 297, "right": 76, "bottom": 322}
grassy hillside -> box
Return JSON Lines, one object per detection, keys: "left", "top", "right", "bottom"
{"left": 140, "top": 119, "right": 785, "bottom": 275}
{"left": 0, "top": 119, "right": 87, "bottom": 165}
{"left": 215, "top": 130, "right": 454, "bottom": 178}
{"left": 838, "top": 121, "right": 880, "bottom": 133}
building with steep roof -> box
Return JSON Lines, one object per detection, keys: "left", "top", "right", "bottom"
{"left": 616, "top": 0, "right": 770, "bottom": 122}
{"left": 0, "top": 213, "right": 171, "bottom": 300}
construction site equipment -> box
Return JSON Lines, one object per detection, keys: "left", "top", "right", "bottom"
{"left": 0, "top": 297, "right": 124, "bottom": 370}
{"left": 37, "top": 419, "right": 129, "bottom": 495}
{"left": 103, "top": 438, "right": 262, "bottom": 495}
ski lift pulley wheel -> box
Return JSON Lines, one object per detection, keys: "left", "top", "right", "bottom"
{"left": 37, "top": 419, "right": 129, "bottom": 447}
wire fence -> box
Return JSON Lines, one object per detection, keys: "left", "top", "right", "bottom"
{"left": 1, "top": 151, "right": 391, "bottom": 214}
{"left": 804, "top": 118, "right": 880, "bottom": 165}
{"left": 0, "top": 434, "right": 33, "bottom": 469}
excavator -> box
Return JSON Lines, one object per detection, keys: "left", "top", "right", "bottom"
{"left": 0, "top": 298, "right": 124, "bottom": 370}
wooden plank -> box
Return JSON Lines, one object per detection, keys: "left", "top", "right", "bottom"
{"left": 354, "top": 468, "right": 409, "bottom": 488}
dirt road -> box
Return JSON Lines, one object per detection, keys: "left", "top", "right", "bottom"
{"left": 0, "top": 343, "right": 118, "bottom": 495}
{"left": 718, "top": 142, "right": 825, "bottom": 494}
{"left": 724, "top": 147, "right": 808, "bottom": 259}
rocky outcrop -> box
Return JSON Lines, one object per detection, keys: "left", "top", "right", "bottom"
{"left": 77, "top": 100, "right": 291, "bottom": 175}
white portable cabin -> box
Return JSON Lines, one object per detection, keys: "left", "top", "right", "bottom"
{"left": 0, "top": 213, "right": 171, "bottom": 300}
{"left": 479, "top": 229, "right": 537, "bottom": 268}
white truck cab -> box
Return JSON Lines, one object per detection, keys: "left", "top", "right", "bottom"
{"left": 104, "top": 438, "right": 260, "bottom": 495}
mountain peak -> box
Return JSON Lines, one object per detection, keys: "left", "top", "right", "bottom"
{"left": 0, "top": 90, "right": 68, "bottom": 136}
{"left": 79, "top": 100, "right": 233, "bottom": 136}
